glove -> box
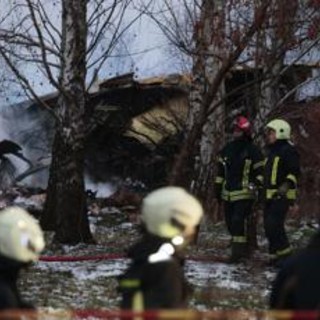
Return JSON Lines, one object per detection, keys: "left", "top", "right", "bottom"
{"left": 248, "top": 183, "right": 264, "bottom": 203}
{"left": 273, "top": 181, "right": 290, "bottom": 199}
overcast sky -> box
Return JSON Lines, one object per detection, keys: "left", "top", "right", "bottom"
{"left": 1, "top": 0, "right": 319, "bottom": 107}
{"left": 0, "top": 0, "right": 185, "bottom": 106}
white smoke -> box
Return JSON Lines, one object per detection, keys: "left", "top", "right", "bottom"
{"left": 85, "top": 176, "right": 117, "bottom": 198}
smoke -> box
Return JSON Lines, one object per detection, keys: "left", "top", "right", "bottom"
{"left": 85, "top": 176, "right": 117, "bottom": 198}
{"left": 0, "top": 116, "right": 10, "bottom": 141}
{"left": 0, "top": 102, "right": 53, "bottom": 189}
{"left": 0, "top": 103, "right": 122, "bottom": 194}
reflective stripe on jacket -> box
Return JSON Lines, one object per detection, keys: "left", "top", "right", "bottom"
{"left": 214, "top": 138, "right": 264, "bottom": 202}
{"left": 118, "top": 236, "right": 189, "bottom": 310}
{"left": 264, "top": 140, "right": 300, "bottom": 200}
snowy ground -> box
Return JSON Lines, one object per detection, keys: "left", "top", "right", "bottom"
{"left": 16, "top": 202, "right": 318, "bottom": 312}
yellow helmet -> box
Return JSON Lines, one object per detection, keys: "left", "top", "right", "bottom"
{"left": 0, "top": 207, "right": 45, "bottom": 263}
{"left": 266, "top": 119, "right": 291, "bottom": 140}
{"left": 141, "top": 186, "right": 203, "bottom": 239}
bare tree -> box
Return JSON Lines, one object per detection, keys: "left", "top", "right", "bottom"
{"left": 254, "top": 0, "right": 320, "bottom": 137}
{"left": 0, "top": 0, "right": 142, "bottom": 243}
{"left": 144, "top": 0, "right": 270, "bottom": 217}
{"left": 143, "top": 0, "right": 320, "bottom": 220}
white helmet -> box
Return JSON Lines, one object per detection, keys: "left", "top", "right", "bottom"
{"left": 266, "top": 119, "right": 291, "bottom": 140}
{"left": 141, "top": 186, "right": 203, "bottom": 239}
{"left": 0, "top": 207, "right": 45, "bottom": 263}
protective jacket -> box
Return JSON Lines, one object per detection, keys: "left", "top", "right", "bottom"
{"left": 0, "top": 256, "right": 34, "bottom": 310}
{"left": 270, "top": 232, "right": 320, "bottom": 309}
{"left": 118, "top": 234, "right": 191, "bottom": 310}
{"left": 264, "top": 140, "right": 300, "bottom": 200}
{"left": 215, "top": 137, "right": 264, "bottom": 202}
{"left": 263, "top": 141, "right": 300, "bottom": 260}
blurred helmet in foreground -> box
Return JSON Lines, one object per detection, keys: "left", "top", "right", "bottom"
{"left": 0, "top": 207, "right": 45, "bottom": 263}
{"left": 141, "top": 187, "right": 203, "bottom": 239}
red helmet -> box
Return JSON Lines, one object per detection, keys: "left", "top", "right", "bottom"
{"left": 233, "top": 116, "right": 251, "bottom": 135}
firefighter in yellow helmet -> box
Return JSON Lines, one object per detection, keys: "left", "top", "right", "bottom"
{"left": 263, "top": 119, "right": 300, "bottom": 267}
{"left": 118, "top": 186, "right": 203, "bottom": 310}
{"left": 0, "top": 206, "right": 45, "bottom": 310}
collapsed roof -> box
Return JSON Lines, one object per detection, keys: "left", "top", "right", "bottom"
{"left": 2, "top": 73, "right": 320, "bottom": 199}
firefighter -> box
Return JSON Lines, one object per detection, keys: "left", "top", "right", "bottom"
{"left": 118, "top": 186, "right": 203, "bottom": 310}
{"left": 270, "top": 230, "right": 320, "bottom": 309}
{"left": 214, "top": 116, "right": 264, "bottom": 262}
{"left": 0, "top": 206, "right": 45, "bottom": 310}
{"left": 263, "top": 119, "right": 300, "bottom": 267}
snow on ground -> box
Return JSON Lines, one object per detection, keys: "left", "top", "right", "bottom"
{"left": 37, "top": 260, "right": 129, "bottom": 281}
{"left": 10, "top": 191, "right": 316, "bottom": 311}
{"left": 187, "top": 261, "right": 251, "bottom": 290}
{"left": 35, "top": 259, "right": 260, "bottom": 291}
{"left": 21, "top": 257, "right": 275, "bottom": 310}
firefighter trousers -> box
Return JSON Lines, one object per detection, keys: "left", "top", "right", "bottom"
{"left": 224, "top": 200, "right": 253, "bottom": 242}
{"left": 264, "top": 199, "right": 290, "bottom": 256}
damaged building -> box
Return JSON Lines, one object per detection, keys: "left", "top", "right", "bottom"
{"left": 1, "top": 68, "right": 320, "bottom": 217}
{"left": 1, "top": 73, "right": 190, "bottom": 190}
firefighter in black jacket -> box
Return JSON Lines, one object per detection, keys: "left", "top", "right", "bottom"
{"left": 214, "top": 116, "right": 264, "bottom": 262}
{"left": 118, "top": 186, "right": 203, "bottom": 310}
{"left": 263, "top": 119, "right": 300, "bottom": 266}
{"left": 270, "top": 230, "right": 320, "bottom": 309}
{"left": 0, "top": 207, "right": 45, "bottom": 310}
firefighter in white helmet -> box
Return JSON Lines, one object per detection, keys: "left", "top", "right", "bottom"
{"left": 118, "top": 186, "right": 203, "bottom": 310}
{"left": 0, "top": 206, "right": 45, "bottom": 310}
{"left": 263, "top": 119, "right": 300, "bottom": 267}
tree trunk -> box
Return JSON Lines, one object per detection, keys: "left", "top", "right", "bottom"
{"left": 255, "top": 0, "right": 298, "bottom": 138}
{"left": 193, "top": 0, "right": 225, "bottom": 215}
{"left": 53, "top": 121, "right": 91, "bottom": 243}
{"left": 256, "top": 57, "right": 283, "bottom": 136}
{"left": 170, "top": 0, "right": 270, "bottom": 220}
{"left": 41, "top": 132, "right": 60, "bottom": 230}
{"left": 41, "top": 0, "right": 93, "bottom": 243}
{"left": 192, "top": 96, "right": 225, "bottom": 220}
{"left": 169, "top": 1, "right": 226, "bottom": 222}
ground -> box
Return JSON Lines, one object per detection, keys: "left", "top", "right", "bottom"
{"left": 13, "top": 194, "right": 317, "bottom": 314}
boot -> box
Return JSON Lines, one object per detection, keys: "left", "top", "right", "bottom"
{"left": 229, "top": 242, "right": 248, "bottom": 263}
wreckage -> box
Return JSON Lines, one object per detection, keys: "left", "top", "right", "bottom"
{"left": 0, "top": 73, "right": 189, "bottom": 190}
{"left": 0, "top": 72, "right": 319, "bottom": 218}
{"left": 0, "top": 140, "right": 33, "bottom": 189}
